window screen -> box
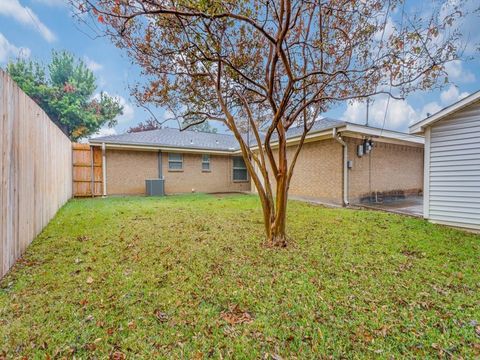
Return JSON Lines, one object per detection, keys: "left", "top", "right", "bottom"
{"left": 232, "top": 156, "right": 248, "bottom": 181}
{"left": 168, "top": 153, "right": 183, "bottom": 170}
{"left": 202, "top": 154, "right": 210, "bottom": 171}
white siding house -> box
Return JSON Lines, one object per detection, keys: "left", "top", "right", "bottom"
{"left": 410, "top": 91, "right": 480, "bottom": 231}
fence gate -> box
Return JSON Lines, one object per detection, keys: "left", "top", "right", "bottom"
{"left": 72, "top": 143, "right": 103, "bottom": 197}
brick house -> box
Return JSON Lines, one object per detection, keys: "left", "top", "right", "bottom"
{"left": 89, "top": 118, "right": 424, "bottom": 205}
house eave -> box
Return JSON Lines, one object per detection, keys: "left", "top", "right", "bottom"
{"left": 344, "top": 124, "right": 424, "bottom": 146}
{"left": 88, "top": 141, "right": 236, "bottom": 155}
{"left": 90, "top": 123, "right": 423, "bottom": 155}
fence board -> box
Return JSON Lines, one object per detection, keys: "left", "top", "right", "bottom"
{"left": 0, "top": 70, "right": 72, "bottom": 279}
{"left": 72, "top": 143, "right": 103, "bottom": 197}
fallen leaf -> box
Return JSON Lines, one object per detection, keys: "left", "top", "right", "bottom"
{"left": 86, "top": 277, "right": 94, "bottom": 284}
{"left": 154, "top": 309, "right": 169, "bottom": 323}
{"left": 110, "top": 351, "right": 126, "bottom": 360}
{"left": 85, "top": 343, "right": 96, "bottom": 351}
{"left": 220, "top": 304, "right": 253, "bottom": 325}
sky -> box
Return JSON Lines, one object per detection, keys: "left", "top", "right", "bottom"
{"left": 0, "top": 0, "right": 479, "bottom": 137}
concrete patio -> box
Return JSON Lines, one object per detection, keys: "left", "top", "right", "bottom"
{"left": 357, "top": 196, "right": 423, "bottom": 217}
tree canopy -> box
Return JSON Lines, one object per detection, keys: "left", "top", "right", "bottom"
{"left": 127, "top": 119, "right": 161, "bottom": 133}
{"left": 181, "top": 120, "right": 218, "bottom": 133}
{"left": 7, "top": 51, "right": 123, "bottom": 141}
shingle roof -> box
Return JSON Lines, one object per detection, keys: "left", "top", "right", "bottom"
{"left": 89, "top": 117, "right": 346, "bottom": 151}
{"left": 271, "top": 117, "right": 345, "bottom": 141}
{"left": 90, "top": 127, "right": 240, "bottom": 151}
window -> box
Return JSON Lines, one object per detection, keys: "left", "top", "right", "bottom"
{"left": 202, "top": 154, "right": 210, "bottom": 171}
{"left": 168, "top": 153, "right": 183, "bottom": 170}
{"left": 232, "top": 156, "right": 248, "bottom": 181}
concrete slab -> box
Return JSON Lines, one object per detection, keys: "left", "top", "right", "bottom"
{"left": 356, "top": 196, "right": 423, "bottom": 217}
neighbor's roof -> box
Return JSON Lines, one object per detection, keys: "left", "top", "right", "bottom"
{"left": 409, "top": 89, "right": 480, "bottom": 134}
{"left": 90, "top": 117, "right": 422, "bottom": 152}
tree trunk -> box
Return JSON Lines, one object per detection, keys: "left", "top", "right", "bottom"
{"left": 260, "top": 171, "right": 289, "bottom": 247}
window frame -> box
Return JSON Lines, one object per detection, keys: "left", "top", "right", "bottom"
{"left": 232, "top": 156, "right": 248, "bottom": 182}
{"left": 201, "top": 154, "right": 211, "bottom": 172}
{"left": 168, "top": 153, "right": 183, "bottom": 171}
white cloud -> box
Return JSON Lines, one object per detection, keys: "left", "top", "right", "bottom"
{"left": 439, "top": 85, "right": 469, "bottom": 105}
{"left": 117, "top": 96, "right": 135, "bottom": 124}
{"left": 342, "top": 95, "right": 418, "bottom": 131}
{"left": 0, "top": 0, "right": 56, "bottom": 43}
{"left": 0, "top": 33, "right": 30, "bottom": 63}
{"left": 84, "top": 56, "right": 103, "bottom": 72}
{"left": 90, "top": 127, "right": 117, "bottom": 138}
{"left": 444, "top": 60, "right": 476, "bottom": 84}
{"left": 418, "top": 102, "right": 443, "bottom": 120}
{"left": 342, "top": 84, "right": 472, "bottom": 131}
{"left": 374, "top": 16, "right": 395, "bottom": 42}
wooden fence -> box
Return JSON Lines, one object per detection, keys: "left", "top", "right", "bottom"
{"left": 0, "top": 70, "right": 72, "bottom": 279}
{"left": 72, "top": 143, "right": 103, "bottom": 197}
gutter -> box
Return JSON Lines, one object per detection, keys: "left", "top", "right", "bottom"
{"left": 332, "top": 128, "right": 349, "bottom": 206}
{"left": 89, "top": 142, "right": 234, "bottom": 155}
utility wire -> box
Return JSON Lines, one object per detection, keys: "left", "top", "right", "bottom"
{"left": 380, "top": 0, "right": 406, "bottom": 137}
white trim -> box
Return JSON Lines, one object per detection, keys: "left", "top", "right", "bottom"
{"left": 429, "top": 219, "right": 480, "bottom": 232}
{"left": 91, "top": 123, "right": 424, "bottom": 155}
{"left": 423, "top": 127, "right": 430, "bottom": 219}
{"left": 247, "top": 129, "right": 333, "bottom": 152}
{"left": 89, "top": 142, "right": 234, "bottom": 155}
{"left": 344, "top": 124, "right": 424, "bottom": 145}
{"left": 409, "top": 89, "right": 480, "bottom": 134}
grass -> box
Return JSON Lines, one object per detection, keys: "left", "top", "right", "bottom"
{"left": 0, "top": 194, "right": 479, "bottom": 359}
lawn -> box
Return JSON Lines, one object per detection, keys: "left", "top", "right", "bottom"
{"left": 0, "top": 194, "right": 479, "bottom": 359}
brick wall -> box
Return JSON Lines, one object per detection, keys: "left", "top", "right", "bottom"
{"left": 105, "top": 138, "right": 423, "bottom": 200}
{"left": 346, "top": 137, "right": 424, "bottom": 201}
{"left": 106, "top": 149, "right": 159, "bottom": 195}
{"left": 162, "top": 152, "right": 250, "bottom": 194}
{"left": 252, "top": 137, "right": 423, "bottom": 204}
{"left": 253, "top": 139, "right": 344, "bottom": 204}
{"left": 105, "top": 149, "right": 250, "bottom": 195}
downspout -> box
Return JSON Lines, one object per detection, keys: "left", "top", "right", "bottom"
{"left": 102, "top": 142, "right": 107, "bottom": 197}
{"left": 158, "top": 150, "right": 163, "bottom": 179}
{"left": 333, "top": 128, "right": 349, "bottom": 206}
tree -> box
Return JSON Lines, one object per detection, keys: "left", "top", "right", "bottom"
{"left": 75, "top": 0, "right": 464, "bottom": 246}
{"left": 181, "top": 119, "right": 218, "bottom": 133}
{"left": 7, "top": 51, "right": 123, "bottom": 140}
{"left": 127, "top": 119, "right": 162, "bottom": 133}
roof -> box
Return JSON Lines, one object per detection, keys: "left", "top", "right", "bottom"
{"left": 409, "top": 89, "right": 480, "bottom": 134}
{"left": 270, "top": 118, "right": 345, "bottom": 141}
{"left": 90, "top": 127, "right": 240, "bottom": 152}
{"left": 90, "top": 117, "right": 422, "bottom": 152}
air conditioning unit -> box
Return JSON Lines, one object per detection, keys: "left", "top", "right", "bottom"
{"left": 145, "top": 179, "right": 165, "bottom": 196}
